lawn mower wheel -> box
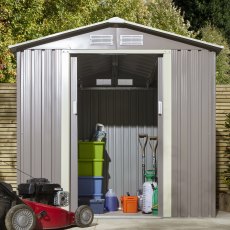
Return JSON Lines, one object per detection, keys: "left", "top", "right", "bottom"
{"left": 75, "top": 205, "right": 94, "bottom": 228}
{"left": 5, "top": 204, "right": 36, "bottom": 230}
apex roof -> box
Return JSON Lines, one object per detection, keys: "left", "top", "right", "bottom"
{"left": 9, "top": 17, "right": 223, "bottom": 53}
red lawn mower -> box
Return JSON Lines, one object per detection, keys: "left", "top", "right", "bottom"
{"left": 0, "top": 178, "right": 94, "bottom": 229}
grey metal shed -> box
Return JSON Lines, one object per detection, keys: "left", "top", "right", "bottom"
{"left": 10, "top": 17, "right": 222, "bottom": 217}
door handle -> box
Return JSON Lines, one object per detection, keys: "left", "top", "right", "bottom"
{"left": 158, "top": 101, "right": 162, "bottom": 115}
{"left": 73, "top": 101, "right": 77, "bottom": 115}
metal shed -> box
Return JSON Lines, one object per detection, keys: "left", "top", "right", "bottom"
{"left": 10, "top": 17, "right": 222, "bottom": 218}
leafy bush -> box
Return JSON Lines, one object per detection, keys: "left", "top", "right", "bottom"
{"left": 200, "top": 25, "right": 230, "bottom": 84}
{"left": 146, "top": 0, "right": 195, "bottom": 37}
{"left": 0, "top": 0, "right": 197, "bottom": 83}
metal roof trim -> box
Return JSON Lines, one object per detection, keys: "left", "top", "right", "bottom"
{"left": 9, "top": 17, "right": 223, "bottom": 53}
{"left": 9, "top": 20, "right": 110, "bottom": 52}
{"left": 122, "top": 20, "right": 223, "bottom": 53}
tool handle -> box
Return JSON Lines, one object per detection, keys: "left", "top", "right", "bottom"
{"left": 149, "top": 136, "right": 158, "bottom": 153}
{"left": 138, "top": 134, "right": 148, "bottom": 139}
{"left": 149, "top": 136, "right": 157, "bottom": 141}
{"left": 139, "top": 134, "right": 148, "bottom": 150}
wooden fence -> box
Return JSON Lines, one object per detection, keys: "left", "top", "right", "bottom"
{"left": 0, "top": 83, "right": 17, "bottom": 189}
{"left": 216, "top": 85, "right": 230, "bottom": 199}
{"left": 0, "top": 83, "right": 229, "bottom": 203}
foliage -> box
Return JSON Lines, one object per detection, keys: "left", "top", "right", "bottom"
{"left": 172, "top": 0, "right": 211, "bottom": 32}
{"left": 0, "top": 0, "right": 45, "bottom": 82}
{"left": 200, "top": 25, "right": 230, "bottom": 84}
{"left": 91, "top": 0, "right": 149, "bottom": 24}
{"left": 173, "top": 0, "right": 230, "bottom": 44}
{"left": 209, "top": 0, "right": 230, "bottom": 45}
{"left": 0, "top": 0, "right": 208, "bottom": 83}
{"left": 223, "top": 113, "right": 230, "bottom": 188}
{"left": 146, "top": 0, "right": 195, "bottom": 37}
{"left": 40, "top": 0, "right": 99, "bottom": 35}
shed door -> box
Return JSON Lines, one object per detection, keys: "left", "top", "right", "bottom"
{"left": 70, "top": 56, "right": 78, "bottom": 211}
{"left": 70, "top": 54, "right": 165, "bottom": 213}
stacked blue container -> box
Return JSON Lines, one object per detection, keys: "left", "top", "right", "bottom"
{"left": 78, "top": 141, "right": 105, "bottom": 213}
{"left": 78, "top": 176, "right": 103, "bottom": 199}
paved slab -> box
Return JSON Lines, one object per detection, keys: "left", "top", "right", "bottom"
{"left": 69, "top": 211, "right": 230, "bottom": 230}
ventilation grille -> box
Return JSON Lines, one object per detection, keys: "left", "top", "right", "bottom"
{"left": 96, "top": 79, "right": 112, "bottom": 86}
{"left": 118, "top": 79, "right": 133, "bottom": 86}
{"left": 90, "top": 35, "right": 113, "bottom": 45}
{"left": 120, "top": 35, "right": 143, "bottom": 46}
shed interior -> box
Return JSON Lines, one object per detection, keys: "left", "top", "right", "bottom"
{"left": 76, "top": 54, "right": 160, "bottom": 215}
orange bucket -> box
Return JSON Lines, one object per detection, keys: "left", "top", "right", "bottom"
{"left": 120, "top": 196, "right": 138, "bottom": 213}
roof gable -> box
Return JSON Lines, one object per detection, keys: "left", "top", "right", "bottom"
{"left": 9, "top": 17, "right": 223, "bottom": 53}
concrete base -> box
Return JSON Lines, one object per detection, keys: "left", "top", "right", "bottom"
{"left": 70, "top": 211, "right": 230, "bottom": 229}
{"left": 95, "top": 215, "right": 161, "bottom": 219}
{"left": 95, "top": 210, "right": 160, "bottom": 219}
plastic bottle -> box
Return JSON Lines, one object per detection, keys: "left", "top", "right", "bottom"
{"left": 152, "top": 184, "right": 158, "bottom": 216}
{"left": 137, "top": 189, "right": 143, "bottom": 211}
{"left": 92, "top": 123, "right": 106, "bottom": 141}
{"left": 142, "top": 181, "right": 153, "bottom": 213}
{"left": 105, "top": 189, "right": 118, "bottom": 211}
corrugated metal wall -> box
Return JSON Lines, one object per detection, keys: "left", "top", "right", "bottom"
{"left": 16, "top": 48, "right": 216, "bottom": 217}
{"left": 171, "top": 50, "right": 216, "bottom": 217}
{"left": 17, "top": 50, "right": 62, "bottom": 184}
{"left": 78, "top": 89, "right": 158, "bottom": 198}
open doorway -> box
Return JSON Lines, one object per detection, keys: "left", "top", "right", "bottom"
{"left": 71, "top": 54, "right": 162, "bottom": 216}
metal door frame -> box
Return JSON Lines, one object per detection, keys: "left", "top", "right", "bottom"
{"left": 62, "top": 49, "right": 172, "bottom": 217}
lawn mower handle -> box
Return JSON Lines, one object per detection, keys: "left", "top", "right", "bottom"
{"left": 0, "top": 182, "right": 23, "bottom": 205}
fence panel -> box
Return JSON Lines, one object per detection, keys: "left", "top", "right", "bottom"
{"left": 0, "top": 83, "right": 17, "bottom": 189}
{"left": 216, "top": 85, "right": 230, "bottom": 206}
{"left": 0, "top": 83, "right": 229, "bottom": 200}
